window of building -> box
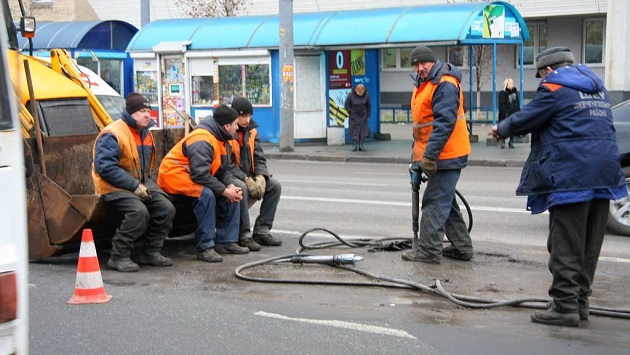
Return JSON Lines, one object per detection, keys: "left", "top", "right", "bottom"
{"left": 584, "top": 18, "right": 605, "bottom": 64}
{"left": 381, "top": 47, "right": 414, "bottom": 70}
{"left": 448, "top": 46, "right": 465, "bottom": 67}
{"left": 518, "top": 21, "right": 547, "bottom": 66}
{"left": 382, "top": 48, "right": 397, "bottom": 69}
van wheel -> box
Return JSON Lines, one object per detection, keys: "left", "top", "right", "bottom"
{"left": 608, "top": 167, "right": 630, "bottom": 236}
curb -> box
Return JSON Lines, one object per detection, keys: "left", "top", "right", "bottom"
{"left": 266, "top": 152, "right": 524, "bottom": 167}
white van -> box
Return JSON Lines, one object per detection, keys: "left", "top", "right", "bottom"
{"left": 74, "top": 63, "right": 126, "bottom": 120}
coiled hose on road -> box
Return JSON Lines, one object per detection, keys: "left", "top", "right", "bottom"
{"left": 234, "top": 227, "right": 630, "bottom": 320}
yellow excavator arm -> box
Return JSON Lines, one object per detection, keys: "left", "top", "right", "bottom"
{"left": 48, "top": 48, "right": 113, "bottom": 129}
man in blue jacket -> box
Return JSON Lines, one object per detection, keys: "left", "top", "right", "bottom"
{"left": 92, "top": 93, "right": 175, "bottom": 272}
{"left": 491, "top": 47, "right": 627, "bottom": 327}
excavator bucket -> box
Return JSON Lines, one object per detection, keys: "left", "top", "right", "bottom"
{"left": 24, "top": 134, "right": 100, "bottom": 259}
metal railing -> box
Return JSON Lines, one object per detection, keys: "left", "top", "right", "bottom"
{"left": 380, "top": 106, "right": 497, "bottom": 125}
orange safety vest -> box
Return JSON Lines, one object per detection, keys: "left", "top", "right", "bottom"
{"left": 157, "top": 129, "right": 224, "bottom": 198}
{"left": 411, "top": 75, "right": 471, "bottom": 161}
{"left": 228, "top": 128, "right": 257, "bottom": 174}
{"left": 92, "top": 119, "right": 155, "bottom": 195}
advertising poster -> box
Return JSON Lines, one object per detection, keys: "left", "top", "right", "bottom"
{"left": 161, "top": 56, "right": 186, "bottom": 128}
{"left": 328, "top": 50, "right": 351, "bottom": 89}
{"left": 328, "top": 49, "right": 368, "bottom": 127}
{"left": 483, "top": 5, "right": 505, "bottom": 38}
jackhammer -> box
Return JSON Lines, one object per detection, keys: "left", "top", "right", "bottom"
{"left": 408, "top": 163, "right": 474, "bottom": 250}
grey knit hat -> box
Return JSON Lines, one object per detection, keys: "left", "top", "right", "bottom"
{"left": 410, "top": 45, "right": 436, "bottom": 65}
{"left": 535, "top": 47, "right": 574, "bottom": 78}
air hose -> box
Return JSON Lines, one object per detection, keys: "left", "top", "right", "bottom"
{"left": 234, "top": 228, "right": 630, "bottom": 320}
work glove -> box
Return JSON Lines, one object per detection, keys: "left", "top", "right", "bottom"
{"left": 419, "top": 156, "right": 437, "bottom": 176}
{"left": 245, "top": 176, "right": 263, "bottom": 200}
{"left": 133, "top": 183, "right": 152, "bottom": 201}
{"left": 254, "top": 175, "right": 267, "bottom": 198}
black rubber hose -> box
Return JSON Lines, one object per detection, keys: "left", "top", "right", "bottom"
{"left": 455, "top": 188, "right": 473, "bottom": 233}
{"left": 234, "top": 228, "right": 630, "bottom": 320}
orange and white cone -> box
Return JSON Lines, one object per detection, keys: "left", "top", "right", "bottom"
{"left": 67, "top": 229, "right": 112, "bottom": 304}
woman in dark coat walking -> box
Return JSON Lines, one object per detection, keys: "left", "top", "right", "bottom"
{"left": 498, "top": 78, "right": 520, "bottom": 149}
{"left": 344, "top": 84, "right": 371, "bottom": 151}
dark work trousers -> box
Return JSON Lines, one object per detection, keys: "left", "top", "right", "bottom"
{"left": 188, "top": 187, "right": 239, "bottom": 251}
{"left": 106, "top": 191, "right": 175, "bottom": 259}
{"left": 233, "top": 177, "right": 282, "bottom": 238}
{"left": 547, "top": 199, "right": 608, "bottom": 314}
{"left": 418, "top": 168, "right": 473, "bottom": 258}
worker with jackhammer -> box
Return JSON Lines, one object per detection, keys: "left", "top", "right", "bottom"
{"left": 401, "top": 45, "right": 473, "bottom": 265}
{"left": 228, "top": 97, "right": 283, "bottom": 251}
{"left": 92, "top": 93, "right": 175, "bottom": 272}
{"left": 490, "top": 47, "right": 626, "bottom": 327}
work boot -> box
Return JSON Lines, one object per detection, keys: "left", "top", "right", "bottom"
{"left": 401, "top": 249, "right": 440, "bottom": 264}
{"left": 579, "top": 306, "right": 589, "bottom": 321}
{"left": 214, "top": 242, "right": 250, "bottom": 254}
{"left": 531, "top": 309, "right": 579, "bottom": 327}
{"left": 238, "top": 237, "right": 261, "bottom": 251}
{"left": 197, "top": 248, "right": 223, "bottom": 263}
{"left": 442, "top": 245, "right": 473, "bottom": 261}
{"left": 578, "top": 299, "right": 589, "bottom": 320}
{"left": 253, "top": 234, "right": 282, "bottom": 246}
{"left": 107, "top": 256, "right": 140, "bottom": 272}
{"left": 136, "top": 252, "right": 173, "bottom": 267}
{"left": 548, "top": 300, "right": 589, "bottom": 321}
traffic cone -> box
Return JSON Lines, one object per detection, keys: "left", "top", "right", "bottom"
{"left": 67, "top": 229, "right": 112, "bottom": 304}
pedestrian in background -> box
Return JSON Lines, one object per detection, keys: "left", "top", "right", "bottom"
{"left": 490, "top": 47, "right": 626, "bottom": 327}
{"left": 229, "top": 97, "right": 283, "bottom": 251}
{"left": 401, "top": 45, "right": 473, "bottom": 265}
{"left": 158, "top": 105, "right": 248, "bottom": 263}
{"left": 498, "top": 77, "right": 520, "bottom": 149}
{"left": 344, "top": 83, "right": 371, "bottom": 151}
{"left": 92, "top": 93, "right": 175, "bottom": 272}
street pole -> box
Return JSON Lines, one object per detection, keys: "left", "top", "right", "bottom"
{"left": 279, "top": 0, "right": 295, "bottom": 152}
{"left": 141, "top": 0, "right": 150, "bottom": 27}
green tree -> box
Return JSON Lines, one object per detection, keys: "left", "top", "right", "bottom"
{"left": 174, "top": 0, "right": 251, "bottom": 17}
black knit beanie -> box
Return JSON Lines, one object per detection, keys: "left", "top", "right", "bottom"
{"left": 213, "top": 105, "right": 239, "bottom": 125}
{"left": 231, "top": 97, "right": 253, "bottom": 115}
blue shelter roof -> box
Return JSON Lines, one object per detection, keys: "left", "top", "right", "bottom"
{"left": 19, "top": 20, "right": 138, "bottom": 51}
{"left": 127, "top": 1, "right": 528, "bottom": 52}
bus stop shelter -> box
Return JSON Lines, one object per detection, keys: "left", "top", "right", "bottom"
{"left": 126, "top": 1, "right": 529, "bottom": 143}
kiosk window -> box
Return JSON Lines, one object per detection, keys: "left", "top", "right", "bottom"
{"left": 218, "top": 63, "right": 270, "bottom": 105}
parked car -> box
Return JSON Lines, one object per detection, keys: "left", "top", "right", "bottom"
{"left": 608, "top": 99, "right": 630, "bottom": 236}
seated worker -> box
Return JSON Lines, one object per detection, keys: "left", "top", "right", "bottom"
{"left": 229, "top": 97, "right": 282, "bottom": 251}
{"left": 157, "top": 105, "right": 249, "bottom": 263}
{"left": 92, "top": 93, "right": 175, "bottom": 272}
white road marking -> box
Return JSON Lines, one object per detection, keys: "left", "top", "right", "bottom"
{"left": 254, "top": 311, "right": 417, "bottom": 339}
{"left": 600, "top": 256, "right": 630, "bottom": 264}
{"left": 281, "top": 179, "right": 388, "bottom": 187}
{"left": 281, "top": 195, "right": 537, "bottom": 214}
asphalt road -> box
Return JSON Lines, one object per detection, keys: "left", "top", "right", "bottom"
{"left": 28, "top": 161, "right": 630, "bottom": 354}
